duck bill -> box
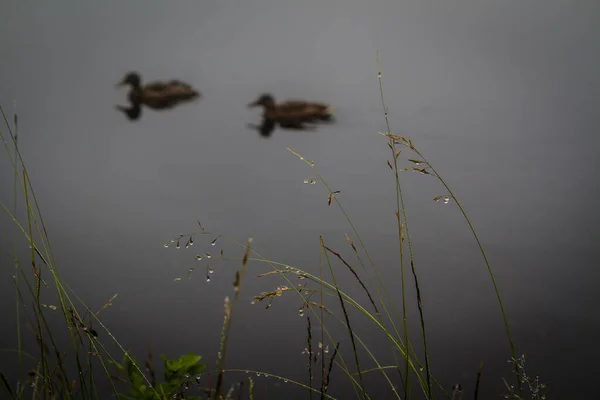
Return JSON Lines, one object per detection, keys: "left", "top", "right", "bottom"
{"left": 247, "top": 101, "right": 259, "bottom": 108}
{"left": 115, "top": 80, "right": 127, "bottom": 88}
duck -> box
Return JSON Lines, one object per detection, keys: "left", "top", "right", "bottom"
{"left": 116, "top": 72, "right": 200, "bottom": 120}
{"left": 247, "top": 93, "right": 333, "bottom": 123}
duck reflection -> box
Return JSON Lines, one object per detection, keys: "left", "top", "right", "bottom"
{"left": 247, "top": 118, "right": 322, "bottom": 138}
{"left": 115, "top": 72, "right": 201, "bottom": 121}
{"left": 247, "top": 93, "right": 333, "bottom": 137}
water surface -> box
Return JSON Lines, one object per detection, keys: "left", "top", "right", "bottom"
{"left": 1, "top": 1, "right": 599, "bottom": 398}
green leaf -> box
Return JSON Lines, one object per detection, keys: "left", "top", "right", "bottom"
{"left": 127, "top": 360, "right": 136, "bottom": 380}
{"left": 156, "top": 381, "right": 178, "bottom": 399}
{"left": 107, "top": 359, "right": 125, "bottom": 375}
{"left": 178, "top": 353, "right": 202, "bottom": 369}
{"left": 186, "top": 363, "right": 205, "bottom": 376}
{"left": 165, "top": 358, "right": 182, "bottom": 373}
{"left": 130, "top": 372, "right": 144, "bottom": 389}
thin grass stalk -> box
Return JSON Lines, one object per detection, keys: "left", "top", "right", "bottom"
{"left": 474, "top": 362, "right": 483, "bottom": 400}
{"left": 410, "top": 147, "right": 519, "bottom": 389}
{"left": 247, "top": 376, "right": 254, "bottom": 400}
{"left": 242, "top": 255, "right": 426, "bottom": 387}
{"left": 353, "top": 365, "right": 456, "bottom": 400}
{"left": 307, "top": 316, "right": 313, "bottom": 400}
{"left": 1, "top": 109, "right": 68, "bottom": 336}
{"left": 210, "top": 235, "right": 362, "bottom": 397}
{"left": 376, "top": 56, "right": 433, "bottom": 398}
{"left": 324, "top": 342, "right": 339, "bottom": 395}
{"left": 288, "top": 149, "right": 405, "bottom": 344}
{"left": 287, "top": 148, "right": 421, "bottom": 397}
{"left": 27, "top": 268, "right": 137, "bottom": 398}
{"left": 323, "top": 246, "right": 378, "bottom": 316}
{"left": 25, "top": 178, "right": 88, "bottom": 397}
{"left": 375, "top": 57, "right": 412, "bottom": 400}
{"left": 10, "top": 221, "right": 130, "bottom": 397}
{"left": 14, "top": 265, "right": 71, "bottom": 395}
{"left": 223, "top": 369, "right": 339, "bottom": 400}
{"left": 210, "top": 233, "right": 411, "bottom": 395}
{"left": 87, "top": 326, "right": 95, "bottom": 399}
{"left": 2, "top": 111, "right": 74, "bottom": 396}
{"left": 319, "top": 238, "right": 326, "bottom": 399}
{"left": 10, "top": 110, "right": 24, "bottom": 391}
{"left": 343, "top": 235, "right": 410, "bottom": 397}
{"left": 314, "top": 240, "right": 412, "bottom": 384}
{"left": 214, "top": 237, "right": 252, "bottom": 399}
{"left": 23, "top": 171, "right": 53, "bottom": 396}
{"left": 325, "top": 312, "right": 401, "bottom": 399}
{"left": 0, "top": 373, "right": 16, "bottom": 400}
{"left": 321, "top": 236, "right": 366, "bottom": 399}
{"left": 1, "top": 109, "right": 57, "bottom": 292}
{"left": 1, "top": 112, "right": 126, "bottom": 398}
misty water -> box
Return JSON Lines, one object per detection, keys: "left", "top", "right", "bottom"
{"left": 1, "top": 1, "right": 599, "bottom": 398}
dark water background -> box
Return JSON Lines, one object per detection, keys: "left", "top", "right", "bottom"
{"left": 1, "top": 1, "right": 599, "bottom": 398}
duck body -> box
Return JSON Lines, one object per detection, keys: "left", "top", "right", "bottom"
{"left": 116, "top": 72, "right": 200, "bottom": 119}
{"left": 248, "top": 94, "right": 333, "bottom": 124}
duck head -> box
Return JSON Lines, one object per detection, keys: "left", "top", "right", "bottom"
{"left": 248, "top": 93, "right": 276, "bottom": 109}
{"left": 117, "top": 72, "right": 142, "bottom": 89}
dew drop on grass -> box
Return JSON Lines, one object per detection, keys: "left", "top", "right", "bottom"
{"left": 205, "top": 253, "right": 212, "bottom": 259}
{"left": 298, "top": 306, "right": 305, "bottom": 317}
{"left": 196, "top": 255, "right": 204, "bottom": 261}
{"left": 256, "top": 373, "right": 261, "bottom": 377}
{"left": 164, "top": 241, "right": 173, "bottom": 248}
{"left": 303, "top": 178, "right": 317, "bottom": 185}
{"left": 211, "top": 237, "right": 220, "bottom": 246}
{"left": 324, "top": 345, "right": 329, "bottom": 354}
{"left": 174, "top": 276, "right": 182, "bottom": 282}
{"left": 284, "top": 379, "right": 288, "bottom": 383}
{"left": 443, "top": 196, "right": 450, "bottom": 204}
{"left": 175, "top": 239, "right": 180, "bottom": 249}
{"left": 206, "top": 276, "right": 211, "bottom": 283}
{"left": 208, "top": 266, "right": 214, "bottom": 274}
